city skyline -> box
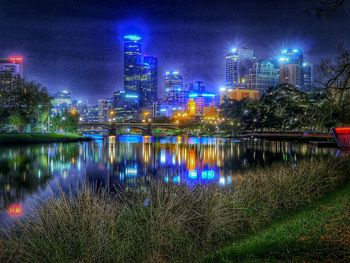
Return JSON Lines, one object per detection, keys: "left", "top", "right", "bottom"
{"left": 0, "top": 0, "right": 349, "bottom": 103}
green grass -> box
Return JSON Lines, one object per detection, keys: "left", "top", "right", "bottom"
{"left": 207, "top": 183, "right": 350, "bottom": 262}
{"left": 0, "top": 133, "right": 90, "bottom": 143}
{"left": 0, "top": 157, "right": 349, "bottom": 262}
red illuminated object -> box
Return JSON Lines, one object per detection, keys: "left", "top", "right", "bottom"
{"left": 332, "top": 127, "right": 350, "bottom": 148}
{"left": 7, "top": 203, "right": 23, "bottom": 217}
{"left": 8, "top": 56, "right": 23, "bottom": 64}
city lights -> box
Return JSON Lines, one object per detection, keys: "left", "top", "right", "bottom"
{"left": 124, "top": 34, "right": 141, "bottom": 41}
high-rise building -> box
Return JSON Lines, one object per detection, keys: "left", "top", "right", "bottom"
{"left": 51, "top": 90, "right": 72, "bottom": 115}
{"left": 123, "top": 35, "right": 142, "bottom": 104}
{"left": 98, "top": 99, "right": 113, "bottom": 122}
{"left": 247, "top": 59, "right": 279, "bottom": 94}
{"left": 123, "top": 35, "right": 158, "bottom": 116}
{"left": 225, "top": 47, "right": 255, "bottom": 87}
{"left": 278, "top": 48, "right": 304, "bottom": 89}
{"left": 187, "top": 83, "right": 216, "bottom": 116}
{"left": 302, "top": 62, "right": 313, "bottom": 91}
{"left": 142, "top": 55, "right": 158, "bottom": 106}
{"left": 86, "top": 105, "right": 99, "bottom": 123}
{"left": 188, "top": 81, "right": 205, "bottom": 92}
{"left": 164, "top": 71, "right": 185, "bottom": 105}
{"left": 0, "top": 56, "right": 24, "bottom": 83}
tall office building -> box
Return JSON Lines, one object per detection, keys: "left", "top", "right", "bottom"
{"left": 0, "top": 56, "right": 24, "bottom": 83}
{"left": 123, "top": 35, "right": 142, "bottom": 104}
{"left": 188, "top": 84, "right": 216, "bottom": 116}
{"left": 123, "top": 35, "right": 158, "bottom": 116}
{"left": 225, "top": 47, "right": 255, "bottom": 87}
{"left": 188, "top": 81, "right": 205, "bottom": 92}
{"left": 247, "top": 59, "right": 279, "bottom": 93}
{"left": 140, "top": 55, "right": 158, "bottom": 107}
{"left": 98, "top": 99, "right": 113, "bottom": 122}
{"left": 164, "top": 71, "right": 185, "bottom": 105}
{"left": 278, "top": 48, "right": 304, "bottom": 89}
{"left": 302, "top": 62, "right": 313, "bottom": 91}
{"left": 51, "top": 90, "right": 72, "bottom": 115}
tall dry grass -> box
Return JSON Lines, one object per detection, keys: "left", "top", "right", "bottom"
{"left": 0, "top": 157, "right": 349, "bottom": 263}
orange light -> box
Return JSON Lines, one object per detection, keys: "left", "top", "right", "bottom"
{"left": 8, "top": 203, "right": 23, "bottom": 217}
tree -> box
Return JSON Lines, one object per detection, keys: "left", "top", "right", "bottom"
{"left": 318, "top": 45, "right": 350, "bottom": 126}
{"left": 50, "top": 110, "right": 80, "bottom": 133}
{"left": 259, "top": 84, "right": 311, "bottom": 131}
{"left": 0, "top": 77, "right": 51, "bottom": 132}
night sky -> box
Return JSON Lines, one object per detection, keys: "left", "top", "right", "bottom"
{"left": 0, "top": 0, "right": 349, "bottom": 103}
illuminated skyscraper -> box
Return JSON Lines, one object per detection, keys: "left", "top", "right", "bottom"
{"left": 141, "top": 55, "right": 158, "bottom": 107}
{"left": 0, "top": 56, "right": 24, "bottom": 83}
{"left": 278, "top": 48, "right": 304, "bottom": 89}
{"left": 164, "top": 71, "right": 185, "bottom": 104}
{"left": 123, "top": 35, "right": 142, "bottom": 104}
{"left": 302, "top": 62, "right": 313, "bottom": 90}
{"left": 51, "top": 90, "right": 72, "bottom": 115}
{"left": 247, "top": 59, "right": 279, "bottom": 93}
{"left": 188, "top": 83, "right": 216, "bottom": 116}
{"left": 98, "top": 98, "right": 113, "bottom": 122}
{"left": 225, "top": 47, "right": 255, "bottom": 87}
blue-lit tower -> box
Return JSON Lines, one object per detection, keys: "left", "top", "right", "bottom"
{"left": 142, "top": 55, "right": 158, "bottom": 107}
{"left": 123, "top": 35, "right": 142, "bottom": 105}
{"left": 225, "top": 47, "right": 255, "bottom": 88}
{"left": 164, "top": 71, "right": 184, "bottom": 104}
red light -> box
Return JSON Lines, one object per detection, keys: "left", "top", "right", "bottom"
{"left": 334, "top": 127, "right": 350, "bottom": 135}
{"left": 8, "top": 203, "right": 23, "bottom": 217}
{"left": 332, "top": 127, "right": 350, "bottom": 148}
{"left": 8, "top": 56, "right": 23, "bottom": 64}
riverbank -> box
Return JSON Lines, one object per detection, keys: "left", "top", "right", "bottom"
{"left": 0, "top": 133, "right": 92, "bottom": 144}
{"left": 207, "top": 182, "right": 350, "bottom": 262}
{"left": 0, "top": 157, "right": 349, "bottom": 262}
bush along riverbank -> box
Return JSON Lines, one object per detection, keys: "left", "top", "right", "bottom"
{"left": 0, "top": 133, "right": 91, "bottom": 144}
{"left": 0, "top": 157, "right": 349, "bottom": 262}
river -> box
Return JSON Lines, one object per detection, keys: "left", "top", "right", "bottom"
{"left": 0, "top": 135, "right": 339, "bottom": 224}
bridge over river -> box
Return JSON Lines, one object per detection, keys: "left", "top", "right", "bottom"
{"left": 79, "top": 122, "right": 180, "bottom": 135}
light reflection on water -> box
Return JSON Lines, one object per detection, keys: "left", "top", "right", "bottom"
{"left": 0, "top": 135, "right": 339, "bottom": 224}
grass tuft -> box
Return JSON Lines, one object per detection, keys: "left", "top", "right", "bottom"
{"left": 0, "top": 157, "right": 349, "bottom": 262}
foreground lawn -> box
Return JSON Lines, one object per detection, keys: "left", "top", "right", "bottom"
{"left": 207, "top": 183, "right": 350, "bottom": 262}
{"left": 0, "top": 133, "right": 89, "bottom": 143}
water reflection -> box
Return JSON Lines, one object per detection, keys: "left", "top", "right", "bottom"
{"left": 0, "top": 135, "right": 340, "bottom": 223}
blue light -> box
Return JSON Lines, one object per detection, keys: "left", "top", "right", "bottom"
{"left": 278, "top": 57, "right": 289, "bottom": 62}
{"left": 173, "top": 176, "right": 180, "bottom": 184}
{"left": 202, "top": 170, "right": 215, "bottom": 180}
{"left": 281, "top": 49, "right": 287, "bottom": 54}
{"left": 189, "top": 92, "right": 215, "bottom": 98}
{"left": 292, "top": 49, "right": 299, "bottom": 53}
{"left": 124, "top": 35, "right": 141, "bottom": 41}
{"left": 160, "top": 109, "right": 166, "bottom": 112}
{"left": 83, "top": 133, "right": 103, "bottom": 140}
{"left": 125, "top": 94, "right": 138, "bottom": 98}
{"left": 188, "top": 170, "right": 198, "bottom": 179}
{"left": 117, "top": 135, "right": 143, "bottom": 143}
